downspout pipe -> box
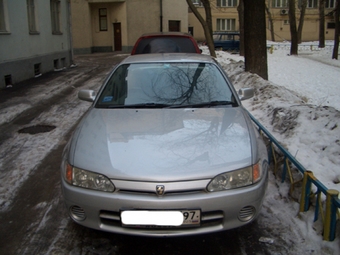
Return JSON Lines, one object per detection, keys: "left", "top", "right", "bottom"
{"left": 160, "top": 0, "right": 163, "bottom": 32}
{"left": 67, "top": 0, "right": 74, "bottom": 65}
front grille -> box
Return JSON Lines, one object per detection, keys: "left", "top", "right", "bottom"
{"left": 118, "top": 189, "right": 204, "bottom": 196}
{"left": 112, "top": 179, "right": 210, "bottom": 197}
{"left": 99, "top": 210, "right": 224, "bottom": 229}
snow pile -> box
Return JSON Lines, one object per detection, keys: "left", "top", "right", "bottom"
{"left": 217, "top": 52, "right": 340, "bottom": 192}
{"left": 202, "top": 43, "right": 340, "bottom": 253}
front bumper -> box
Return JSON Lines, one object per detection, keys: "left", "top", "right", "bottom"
{"left": 61, "top": 174, "right": 268, "bottom": 237}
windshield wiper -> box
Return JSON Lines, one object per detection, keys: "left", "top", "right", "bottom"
{"left": 170, "top": 101, "right": 236, "bottom": 108}
{"left": 104, "top": 103, "right": 171, "bottom": 109}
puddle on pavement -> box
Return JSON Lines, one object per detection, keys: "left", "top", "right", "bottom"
{"left": 18, "top": 125, "right": 56, "bottom": 134}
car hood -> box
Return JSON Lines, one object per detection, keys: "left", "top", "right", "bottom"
{"left": 70, "top": 108, "right": 253, "bottom": 182}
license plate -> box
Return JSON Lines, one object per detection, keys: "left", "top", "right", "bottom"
{"left": 182, "top": 210, "right": 200, "bottom": 225}
{"left": 121, "top": 210, "right": 200, "bottom": 227}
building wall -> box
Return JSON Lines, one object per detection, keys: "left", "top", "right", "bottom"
{"left": 71, "top": 0, "right": 189, "bottom": 54}
{"left": 189, "top": 6, "right": 240, "bottom": 42}
{"left": 70, "top": 0, "right": 93, "bottom": 54}
{"left": 0, "top": 0, "right": 72, "bottom": 89}
{"left": 188, "top": 4, "right": 336, "bottom": 43}
{"left": 188, "top": 7, "right": 205, "bottom": 41}
{"left": 126, "top": 0, "right": 189, "bottom": 50}
{"left": 162, "top": 0, "right": 189, "bottom": 32}
{"left": 268, "top": 7, "right": 335, "bottom": 42}
{"left": 126, "top": 0, "right": 160, "bottom": 48}
{"left": 71, "top": 0, "right": 128, "bottom": 54}
{"left": 90, "top": 2, "right": 126, "bottom": 52}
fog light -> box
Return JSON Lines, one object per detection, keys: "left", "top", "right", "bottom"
{"left": 238, "top": 206, "right": 256, "bottom": 222}
{"left": 70, "top": 205, "right": 86, "bottom": 221}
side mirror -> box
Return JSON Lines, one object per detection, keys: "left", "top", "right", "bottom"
{"left": 78, "top": 89, "right": 96, "bottom": 102}
{"left": 238, "top": 88, "right": 254, "bottom": 101}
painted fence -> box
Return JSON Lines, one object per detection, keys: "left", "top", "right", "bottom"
{"left": 248, "top": 111, "right": 340, "bottom": 241}
{"left": 268, "top": 44, "right": 336, "bottom": 53}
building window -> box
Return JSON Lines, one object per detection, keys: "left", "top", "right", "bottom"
{"left": 4, "top": 74, "right": 12, "bottom": 86}
{"left": 307, "top": 0, "right": 318, "bottom": 8}
{"left": 34, "top": 63, "right": 41, "bottom": 76}
{"left": 327, "top": 22, "right": 335, "bottom": 29}
{"left": 27, "top": 0, "right": 38, "bottom": 33}
{"left": 272, "top": 0, "right": 288, "bottom": 8}
{"left": 217, "top": 0, "right": 238, "bottom": 7}
{"left": 99, "top": 8, "right": 107, "bottom": 31}
{"left": 192, "top": 0, "right": 203, "bottom": 6}
{"left": 216, "top": 19, "right": 236, "bottom": 31}
{"left": 0, "top": 0, "right": 8, "bottom": 32}
{"left": 169, "top": 20, "right": 180, "bottom": 32}
{"left": 325, "top": 0, "right": 335, "bottom": 8}
{"left": 50, "top": 0, "right": 61, "bottom": 34}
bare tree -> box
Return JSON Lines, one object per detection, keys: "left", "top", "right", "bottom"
{"left": 288, "top": 0, "right": 299, "bottom": 55}
{"left": 332, "top": 0, "right": 340, "bottom": 59}
{"left": 237, "top": 0, "right": 245, "bottom": 56}
{"left": 265, "top": 2, "right": 275, "bottom": 42}
{"left": 244, "top": 0, "right": 268, "bottom": 80}
{"left": 297, "top": 0, "right": 307, "bottom": 43}
{"left": 187, "top": 0, "right": 216, "bottom": 57}
{"left": 319, "top": 0, "right": 326, "bottom": 48}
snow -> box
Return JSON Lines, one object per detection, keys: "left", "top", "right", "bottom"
{"left": 0, "top": 44, "right": 339, "bottom": 253}
{"left": 205, "top": 41, "right": 340, "bottom": 253}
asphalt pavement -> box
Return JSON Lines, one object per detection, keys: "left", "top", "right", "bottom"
{"left": 0, "top": 52, "right": 283, "bottom": 255}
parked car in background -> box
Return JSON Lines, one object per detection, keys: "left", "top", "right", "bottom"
{"left": 213, "top": 31, "right": 240, "bottom": 52}
{"left": 131, "top": 32, "right": 201, "bottom": 55}
{"left": 61, "top": 53, "right": 269, "bottom": 237}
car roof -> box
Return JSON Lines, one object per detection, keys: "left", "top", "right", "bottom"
{"left": 213, "top": 31, "right": 240, "bottom": 35}
{"left": 139, "top": 32, "right": 194, "bottom": 38}
{"left": 120, "top": 53, "right": 217, "bottom": 65}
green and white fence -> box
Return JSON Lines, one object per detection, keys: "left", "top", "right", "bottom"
{"left": 248, "top": 111, "right": 340, "bottom": 241}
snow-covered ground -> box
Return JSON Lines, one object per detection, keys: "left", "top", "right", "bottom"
{"left": 0, "top": 42, "right": 339, "bottom": 253}
{"left": 206, "top": 41, "right": 340, "bottom": 254}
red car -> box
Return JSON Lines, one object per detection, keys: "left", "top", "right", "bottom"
{"left": 131, "top": 32, "right": 201, "bottom": 55}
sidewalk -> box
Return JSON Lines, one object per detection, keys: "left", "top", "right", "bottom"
{"left": 0, "top": 53, "right": 129, "bottom": 127}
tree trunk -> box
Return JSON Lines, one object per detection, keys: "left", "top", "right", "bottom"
{"left": 319, "top": 0, "right": 325, "bottom": 48}
{"left": 237, "top": 0, "right": 245, "bottom": 56}
{"left": 288, "top": 0, "right": 298, "bottom": 55}
{"left": 186, "top": 0, "right": 216, "bottom": 57}
{"left": 298, "top": 0, "right": 307, "bottom": 43}
{"left": 201, "top": 0, "right": 213, "bottom": 38}
{"left": 244, "top": 0, "right": 268, "bottom": 80}
{"left": 332, "top": 0, "right": 340, "bottom": 59}
{"left": 265, "top": 3, "right": 275, "bottom": 41}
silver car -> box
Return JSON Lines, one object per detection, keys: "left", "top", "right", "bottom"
{"left": 61, "top": 53, "right": 268, "bottom": 237}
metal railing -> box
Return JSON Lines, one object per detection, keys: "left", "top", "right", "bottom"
{"left": 248, "top": 111, "right": 340, "bottom": 241}
{"left": 267, "top": 44, "right": 340, "bottom": 56}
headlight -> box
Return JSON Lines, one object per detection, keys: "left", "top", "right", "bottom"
{"left": 64, "top": 163, "right": 115, "bottom": 192}
{"left": 207, "top": 162, "right": 263, "bottom": 192}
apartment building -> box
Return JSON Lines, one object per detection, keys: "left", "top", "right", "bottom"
{"left": 189, "top": 0, "right": 337, "bottom": 42}
{"left": 71, "top": 0, "right": 188, "bottom": 54}
{"left": 0, "top": 0, "right": 73, "bottom": 89}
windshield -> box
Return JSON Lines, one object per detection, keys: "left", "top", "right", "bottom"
{"left": 96, "top": 62, "right": 236, "bottom": 108}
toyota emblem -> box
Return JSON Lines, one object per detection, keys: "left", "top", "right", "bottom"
{"left": 156, "top": 185, "right": 165, "bottom": 196}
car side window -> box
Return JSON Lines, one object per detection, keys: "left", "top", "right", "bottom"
{"left": 97, "top": 65, "right": 129, "bottom": 105}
